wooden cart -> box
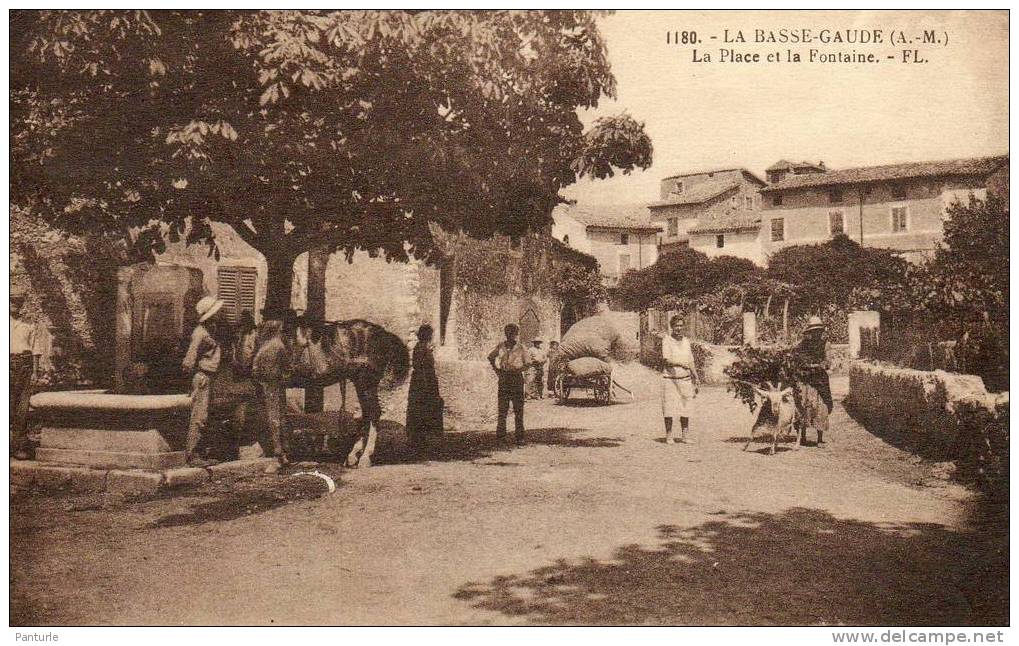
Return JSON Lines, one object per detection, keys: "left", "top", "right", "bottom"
{"left": 554, "top": 366, "right": 614, "bottom": 404}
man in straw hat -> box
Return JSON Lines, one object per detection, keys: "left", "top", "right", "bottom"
{"left": 795, "top": 315, "right": 834, "bottom": 416}
{"left": 181, "top": 295, "right": 225, "bottom": 467}
{"left": 10, "top": 288, "right": 41, "bottom": 460}
{"left": 527, "top": 338, "right": 548, "bottom": 400}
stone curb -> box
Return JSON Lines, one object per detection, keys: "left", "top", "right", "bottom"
{"left": 10, "top": 457, "right": 283, "bottom": 496}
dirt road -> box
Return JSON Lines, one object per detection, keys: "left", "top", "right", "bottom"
{"left": 10, "top": 364, "right": 1007, "bottom": 625}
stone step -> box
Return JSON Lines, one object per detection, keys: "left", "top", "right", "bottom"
{"left": 34, "top": 447, "right": 185, "bottom": 470}
{"left": 39, "top": 428, "right": 175, "bottom": 453}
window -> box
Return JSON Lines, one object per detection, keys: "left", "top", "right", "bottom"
{"left": 618, "top": 253, "right": 631, "bottom": 275}
{"left": 893, "top": 185, "right": 907, "bottom": 199}
{"left": 716, "top": 234, "right": 725, "bottom": 248}
{"left": 891, "top": 206, "right": 908, "bottom": 232}
{"left": 562, "top": 234, "right": 570, "bottom": 246}
{"left": 745, "top": 196, "right": 754, "bottom": 210}
{"left": 829, "top": 189, "right": 843, "bottom": 203}
{"left": 829, "top": 210, "right": 844, "bottom": 236}
{"left": 770, "top": 218, "right": 785, "bottom": 242}
{"left": 731, "top": 196, "right": 738, "bottom": 207}
{"left": 217, "top": 266, "right": 258, "bottom": 323}
{"left": 620, "top": 233, "right": 629, "bottom": 245}
{"left": 673, "top": 181, "right": 684, "bottom": 194}
{"left": 668, "top": 218, "right": 678, "bottom": 237}
{"left": 773, "top": 194, "right": 783, "bottom": 206}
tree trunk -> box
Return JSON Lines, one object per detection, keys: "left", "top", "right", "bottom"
{"left": 304, "top": 245, "right": 329, "bottom": 413}
{"left": 782, "top": 298, "right": 790, "bottom": 342}
{"left": 264, "top": 253, "right": 296, "bottom": 314}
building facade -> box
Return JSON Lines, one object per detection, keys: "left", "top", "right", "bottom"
{"left": 647, "top": 168, "right": 767, "bottom": 262}
{"left": 552, "top": 203, "right": 661, "bottom": 286}
{"left": 759, "top": 155, "right": 1009, "bottom": 262}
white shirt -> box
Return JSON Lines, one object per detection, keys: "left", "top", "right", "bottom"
{"left": 10, "top": 316, "right": 39, "bottom": 355}
{"left": 662, "top": 335, "right": 694, "bottom": 378}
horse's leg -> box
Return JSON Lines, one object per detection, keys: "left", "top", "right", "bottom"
{"left": 357, "top": 383, "right": 381, "bottom": 469}
{"left": 346, "top": 381, "right": 371, "bottom": 468}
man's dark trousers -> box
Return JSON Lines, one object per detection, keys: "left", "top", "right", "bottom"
{"left": 496, "top": 371, "right": 525, "bottom": 441}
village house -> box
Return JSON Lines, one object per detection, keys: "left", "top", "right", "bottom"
{"left": 760, "top": 155, "right": 1009, "bottom": 262}
{"left": 551, "top": 203, "right": 661, "bottom": 287}
{"left": 765, "top": 159, "right": 826, "bottom": 184}
{"left": 647, "top": 168, "right": 768, "bottom": 263}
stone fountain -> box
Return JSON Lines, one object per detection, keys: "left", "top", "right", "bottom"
{"left": 30, "top": 263, "right": 204, "bottom": 470}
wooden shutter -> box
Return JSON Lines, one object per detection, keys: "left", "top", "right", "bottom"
{"left": 217, "top": 266, "right": 257, "bottom": 323}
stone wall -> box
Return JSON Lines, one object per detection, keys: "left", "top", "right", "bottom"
{"left": 846, "top": 360, "right": 1008, "bottom": 494}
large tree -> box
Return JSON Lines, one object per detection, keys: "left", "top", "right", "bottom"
{"left": 11, "top": 10, "right": 652, "bottom": 310}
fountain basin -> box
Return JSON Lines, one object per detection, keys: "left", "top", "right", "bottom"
{"left": 31, "top": 390, "right": 191, "bottom": 470}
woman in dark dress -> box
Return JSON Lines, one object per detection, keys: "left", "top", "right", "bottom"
{"left": 406, "top": 324, "right": 443, "bottom": 448}
{"left": 795, "top": 316, "right": 833, "bottom": 413}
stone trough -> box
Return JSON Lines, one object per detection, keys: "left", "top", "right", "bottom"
{"left": 31, "top": 389, "right": 191, "bottom": 470}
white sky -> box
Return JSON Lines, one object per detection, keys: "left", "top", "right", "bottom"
{"left": 562, "top": 10, "right": 1009, "bottom": 206}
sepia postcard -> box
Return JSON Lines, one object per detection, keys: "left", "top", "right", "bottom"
{"left": 8, "top": 8, "right": 1009, "bottom": 639}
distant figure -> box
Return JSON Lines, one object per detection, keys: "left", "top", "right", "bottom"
{"left": 661, "top": 314, "right": 700, "bottom": 445}
{"left": 487, "top": 323, "right": 529, "bottom": 445}
{"left": 251, "top": 312, "right": 295, "bottom": 466}
{"left": 233, "top": 310, "right": 258, "bottom": 377}
{"left": 406, "top": 324, "right": 443, "bottom": 449}
{"left": 546, "top": 340, "right": 561, "bottom": 394}
{"left": 181, "top": 296, "right": 224, "bottom": 467}
{"left": 795, "top": 316, "right": 833, "bottom": 413}
{"left": 10, "top": 291, "right": 41, "bottom": 460}
{"left": 527, "top": 338, "right": 548, "bottom": 399}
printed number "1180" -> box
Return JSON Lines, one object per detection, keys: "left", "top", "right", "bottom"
{"left": 666, "top": 31, "right": 698, "bottom": 45}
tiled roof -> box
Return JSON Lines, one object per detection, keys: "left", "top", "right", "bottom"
{"left": 554, "top": 203, "right": 662, "bottom": 231}
{"left": 761, "top": 155, "right": 1008, "bottom": 193}
{"left": 648, "top": 180, "right": 740, "bottom": 207}
{"left": 662, "top": 168, "right": 767, "bottom": 186}
{"left": 687, "top": 212, "right": 761, "bottom": 235}
{"left": 767, "top": 159, "right": 824, "bottom": 172}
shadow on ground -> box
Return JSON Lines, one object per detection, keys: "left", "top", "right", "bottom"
{"left": 148, "top": 476, "right": 333, "bottom": 528}
{"left": 454, "top": 506, "right": 1008, "bottom": 626}
{"left": 287, "top": 417, "right": 620, "bottom": 466}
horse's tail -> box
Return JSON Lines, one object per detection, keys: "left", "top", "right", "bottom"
{"left": 377, "top": 328, "right": 410, "bottom": 388}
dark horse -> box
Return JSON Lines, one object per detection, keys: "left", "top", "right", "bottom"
{"left": 247, "top": 317, "right": 409, "bottom": 468}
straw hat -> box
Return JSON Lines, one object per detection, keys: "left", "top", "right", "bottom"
{"left": 805, "top": 316, "right": 825, "bottom": 331}
{"left": 195, "top": 296, "right": 224, "bottom": 323}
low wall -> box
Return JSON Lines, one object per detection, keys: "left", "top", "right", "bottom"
{"left": 846, "top": 360, "right": 1008, "bottom": 496}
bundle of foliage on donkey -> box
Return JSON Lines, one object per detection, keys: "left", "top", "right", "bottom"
{"left": 725, "top": 346, "right": 830, "bottom": 454}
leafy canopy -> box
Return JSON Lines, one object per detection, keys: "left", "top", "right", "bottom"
{"left": 11, "top": 10, "right": 653, "bottom": 295}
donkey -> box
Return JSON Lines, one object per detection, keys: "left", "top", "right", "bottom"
{"left": 249, "top": 317, "right": 409, "bottom": 469}
{"left": 743, "top": 381, "right": 799, "bottom": 455}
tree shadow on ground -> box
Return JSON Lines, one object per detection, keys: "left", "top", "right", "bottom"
{"left": 148, "top": 476, "right": 333, "bottom": 528}
{"left": 283, "top": 413, "right": 619, "bottom": 465}
{"left": 454, "top": 506, "right": 1008, "bottom": 626}
{"left": 377, "top": 426, "right": 621, "bottom": 465}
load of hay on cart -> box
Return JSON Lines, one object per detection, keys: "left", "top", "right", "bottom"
{"left": 550, "top": 314, "right": 636, "bottom": 405}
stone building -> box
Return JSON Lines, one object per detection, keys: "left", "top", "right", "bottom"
{"left": 647, "top": 168, "right": 767, "bottom": 262}
{"left": 759, "top": 155, "right": 1009, "bottom": 262}
{"left": 551, "top": 203, "right": 661, "bottom": 287}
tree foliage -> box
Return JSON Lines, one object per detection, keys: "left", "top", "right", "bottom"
{"left": 11, "top": 10, "right": 653, "bottom": 309}
{"left": 613, "top": 247, "right": 760, "bottom": 312}
{"left": 766, "top": 234, "right": 910, "bottom": 315}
